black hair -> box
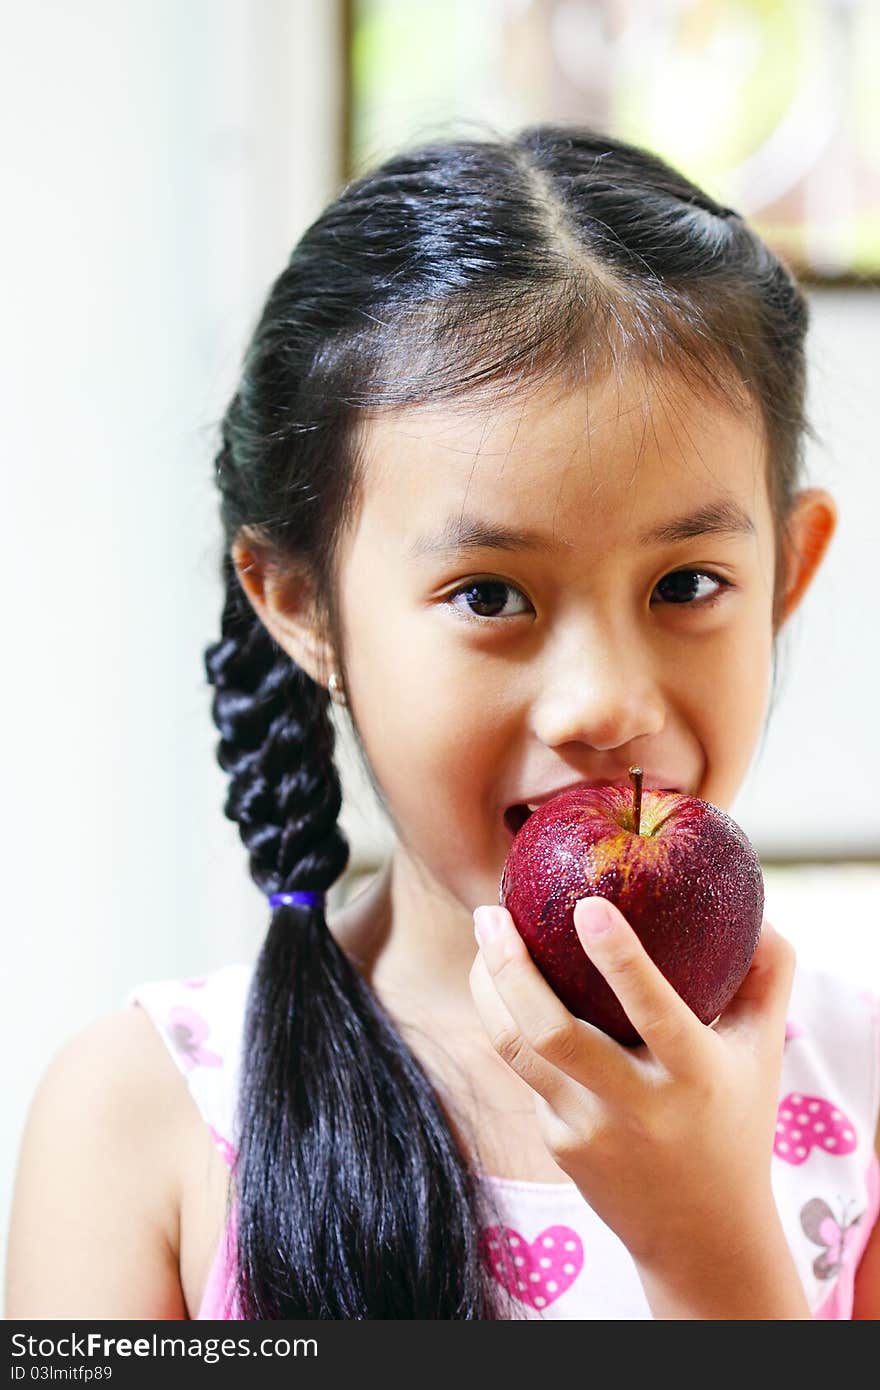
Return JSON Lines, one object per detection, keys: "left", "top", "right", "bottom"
{"left": 203, "top": 124, "right": 811, "bottom": 1317}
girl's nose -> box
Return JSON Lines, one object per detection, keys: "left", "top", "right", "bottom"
{"left": 529, "top": 629, "right": 666, "bottom": 752}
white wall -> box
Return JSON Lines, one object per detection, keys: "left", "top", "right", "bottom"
{"left": 2, "top": 0, "right": 878, "bottom": 1306}
{"left": 1, "top": 0, "right": 344, "bottom": 1300}
{"left": 728, "top": 289, "right": 880, "bottom": 859}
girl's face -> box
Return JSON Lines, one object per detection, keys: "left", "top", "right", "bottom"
{"left": 336, "top": 367, "right": 780, "bottom": 930}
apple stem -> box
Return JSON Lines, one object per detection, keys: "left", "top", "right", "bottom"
{"left": 629, "top": 765, "right": 643, "bottom": 835}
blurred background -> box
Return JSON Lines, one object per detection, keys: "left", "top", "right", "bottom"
{"left": 3, "top": 0, "right": 879, "bottom": 1292}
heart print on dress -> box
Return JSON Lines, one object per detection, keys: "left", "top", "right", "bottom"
{"left": 480, "top": 1224, "right": 584, "bottom": 1309}
{"left": 774, "top": 1092, "right": 857, "bottom": 1165}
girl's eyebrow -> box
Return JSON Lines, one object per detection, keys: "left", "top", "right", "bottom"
{"left": 408, "top": 498, "right": 755, "bottom": 561}
{"left": 644, "top": 499, "right": 756, "bottom": 545}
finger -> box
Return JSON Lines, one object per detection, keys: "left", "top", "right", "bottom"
{"left": 572, "top": 895, "right": 708, "bottom": 1076}
{"left": 469, "top": 951, "right": 605, "bottom": 1160}
{"left": 469, "top": 947, "right": 581, "bottom": 1108}
{"left": 713, "top": 919, "right": 796, "bottom": 1045}
{"left": 472, "top": 905, "right": 635, "bottom": 1100}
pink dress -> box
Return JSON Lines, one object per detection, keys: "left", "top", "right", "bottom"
{"left": 124, "top": 961, "right": 880, "bottom": 1320}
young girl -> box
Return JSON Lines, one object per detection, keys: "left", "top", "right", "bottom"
{"left": 7, "top": 125, "right": 878, "bottom": 1321}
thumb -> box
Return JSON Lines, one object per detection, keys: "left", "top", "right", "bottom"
{"left": 572, "top": 894, "right": 632, "bottom": 949}
{"left": 570, "top": 894, "right": 705, "bottom": 1067}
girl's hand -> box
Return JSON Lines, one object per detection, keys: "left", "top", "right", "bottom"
{"left": 470, "top": 896, "right": 810, "bottom": 1319}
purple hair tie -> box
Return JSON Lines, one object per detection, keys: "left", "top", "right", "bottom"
{"left": 269, "top": 890, "right": 325, "bottom": 910}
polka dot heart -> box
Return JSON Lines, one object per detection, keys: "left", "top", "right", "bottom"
{"left": 480, "top": 1224, "right": 584, "bottom": 1309}
{"left": 774, "top": 1092, "right": 858, "bottom": 1166}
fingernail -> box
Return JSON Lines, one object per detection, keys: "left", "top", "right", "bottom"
{"left": 474, "top": 906, "right": 504, "bottom": 949}
{"left": 576, "top": 897, "right": 615, "bottom": 938}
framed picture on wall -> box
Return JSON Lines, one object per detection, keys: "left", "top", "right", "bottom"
{"left": 348, "top": 0, "right": 880, "bottom": 282}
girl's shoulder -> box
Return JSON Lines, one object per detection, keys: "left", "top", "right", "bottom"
{"left": 6, "top": 1001, "right": 193, "bottom": 1316}
{"left": 780, "top": 959, "right": 879, "bottom": 1163}
{"left": 774, "top": 960, "right": 880, "bottom": 1319}
{"left": 785, "top": 959, "right": 879, "bottom": 1101}
{"left": 122, "top": 958, "right": 257, "bottom": 1164}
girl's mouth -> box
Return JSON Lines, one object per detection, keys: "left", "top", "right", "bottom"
{"left": 503, "top": 804, "right": 534, "bottom": 839}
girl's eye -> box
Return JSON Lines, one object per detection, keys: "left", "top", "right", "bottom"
{"left": 446, "top": 578, "right": 531, "bottom": 622}
{"left": 446, "top": 570, "right": 731, "bottom": 624}
{"left": 650, "top": 569, "right": 732, "bottom": 608}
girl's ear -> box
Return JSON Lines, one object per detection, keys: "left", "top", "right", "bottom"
{"left": 773, "top": 487, "right": 838, "bottom": 632}
{"left": 230, "top": 534, "right": 336, "bottom": 689}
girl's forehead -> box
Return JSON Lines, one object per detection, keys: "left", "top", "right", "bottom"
{"left": 355, "top": 369, "right": 769, "bottom": 549}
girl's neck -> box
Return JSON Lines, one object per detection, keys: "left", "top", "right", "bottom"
{"left": 329, "top": 852, "right": 487, "bottom": 1036}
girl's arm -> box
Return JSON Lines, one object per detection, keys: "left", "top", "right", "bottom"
{"left": 4, "top": 1006, "right": 188, "bottom": 1318}
{"left": 851, "top": 1115, "right": 880, "bottom": 1319}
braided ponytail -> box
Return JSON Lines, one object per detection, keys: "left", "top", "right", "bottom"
{"left": 204, "top": 124, "right": 811, "bottom": 1317}
{"left": 206, "top": 549, "right": 347, "bottom": 901}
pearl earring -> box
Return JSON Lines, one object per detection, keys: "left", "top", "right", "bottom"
{"left": 328, "top": 671, "right": 347, "bottom": 706}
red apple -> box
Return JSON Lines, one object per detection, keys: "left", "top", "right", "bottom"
{"left": 499, "top": 767, "right": 764, "bottom": 1046}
